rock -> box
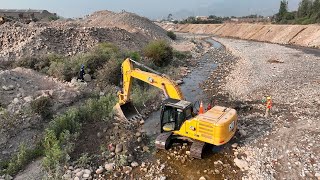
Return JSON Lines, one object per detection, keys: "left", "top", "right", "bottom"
{"left": 137, "top": 137, "right": 142, "bottom": 142}
{"left": 239, "top": 129, "right": 247, "bottom": 136}
{"left": 96, "top": 167, "right": 104, "bottom": 174}
{"left": 13, "top": 98, "right": 19, "bottom": 104}
{"left": 115, "top": 144, "right": 123, "bottom": 153}
{"left": 75, "top": 170, "right": 84, "bottom": 177}
{"left": 186, "top": 151, "right": 190, "bottom": 155}
{"left": 123, "top": 166, "right": 132, "bottom": 174}
{"left": 105, "top": 163, "right": 114, "bottom": 171}
{"left": 142, "top": 146, "right": 149, "bottom": 152}
{"left": 63, "top": 174, "right": 71, "bottom": 179}
{"left": 108, "top": 144, "right": 115, "bottom": 152}
{"left": 135, "top": 132, "right": 141, "bottom": 137}
{"left": 139, "top": 119, "right": 145, "bottom": 125}
{"left": 113, "top": 172, "right": 121, "bottom": 178}
{"left": 159, "top": 176, "right": 166, "bottom": 180}
{"left": 176, "top": 79, "right": 184, "bottom": 85}
{"left": 84, "top": 169, "right": 91, "bottom": 175}
{"left": 23, "top": 96, "right": 33, "bottom": 103}
{"left": 234, "top": 158, "right": 249, "bottom": 171}
{"left": 127, "top": 155, "right": 134, "bottom": 163}
{"left": 199, "top": 176, "right": 206, "bottom": 180}
{"left": 141, "top": 162, "right": 146, "bottom": 168}
{"left": 74, "top": 177, "right": 80, "bottom": 180}
{"left": 109, "top": 152, "right": 115, "bottom": 158}
{"left": 315, "top": 172, "right": 320, "bottom": 177}
{"left": 97, "top": 132, "right": 102, "bottom": 138}
{"left": 231, "top": 143, "right": 238, "bottom": 148}
{"left": 83, "top": 74, "right": 91, "bottom": 82}
{"left": 83, "top": 173, "right": 90, "bottom": 178}
{"left": 2, "top": 85, "right": 14, "bottom": 91}
{"left": 131, "top": 161, "right": 139, "bottom": 167}
{"left": 71, "top": 78, "right": 77, "bottom": 84}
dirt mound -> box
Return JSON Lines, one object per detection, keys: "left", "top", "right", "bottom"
{"left": 86, "top": 10, "right": 169, "bottom": 41}
{"left": 0, "top": 22, "right": 148, "bottom": 61}
{"left": 161, "top": 23, "right": 320, "bottom": 49}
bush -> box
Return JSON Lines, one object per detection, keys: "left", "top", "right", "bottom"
{"left": 16, "top": 43, "right": 122, "bottom": 82}
{"left": 173, "top": 50, "right": 192, "bottom": 60}
{"left": 167, "top": 31, "right": 177, "bottom": 40}
{"left": 96, "top": 58, "right": 122, "bottom": 86}
{"left": 131, "top": 86, "right": 159, "bottom": 110}
{"left": 5, "top": 143, "right": 44, "bottom": 176}
{"left": 126, "top": 51, "right": 141, "bottom": 61}
{"left": 143, "top": 40, "right": 173, "bottom": 67}
{"left": 31, "top": 96, "right": 53, "bottom": 119}
{"left": 42, "top": 94, "right": 116, "bottom": 176}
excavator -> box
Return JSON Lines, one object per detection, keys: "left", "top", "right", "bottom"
{"left": 115, "top": 58, "right": 238, "bottom": 158}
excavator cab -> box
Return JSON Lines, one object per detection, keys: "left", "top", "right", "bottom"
{"left": 160, "top": 98, "right": 193, "bottom": 132}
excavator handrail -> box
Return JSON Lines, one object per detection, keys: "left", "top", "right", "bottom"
{"left": 129, "top": 59, "right": 162, "bottom": 76}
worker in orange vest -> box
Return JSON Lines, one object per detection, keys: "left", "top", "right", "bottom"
{"left": 263, "top": 96, "right": 272, "bottom": 117}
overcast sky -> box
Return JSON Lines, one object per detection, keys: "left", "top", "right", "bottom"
{"left": 0, "top": 0, "right": 301, "bottom": 19}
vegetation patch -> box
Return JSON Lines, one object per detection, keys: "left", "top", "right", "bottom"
{"left": 0, "top": 143, "right": 44, "bottom": 176}
{"left": 167, "top": 31, "right": 177, "bottom": 40}
{"left": 31, "top": 96, "right": 53, "bottom": 119}
{"left": 42, "top": 94, "right": 116, "bottom": 178}
{"left": 143, "top": 40, "right": 173, "bottom": 67}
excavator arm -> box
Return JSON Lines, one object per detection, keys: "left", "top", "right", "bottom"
{"left": 118, "top": 58, "right": 184, "bottom": 105}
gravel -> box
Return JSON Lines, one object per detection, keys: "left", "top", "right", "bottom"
{"left": 213, "top": 37, "right": 320, "bottom": 179}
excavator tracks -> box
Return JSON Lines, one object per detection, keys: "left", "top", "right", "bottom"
{"left": 155, "top": 132, "right": 172, "bottom": 150}
{"left": 190, "top": 140, "right": 206, "bottom": 159}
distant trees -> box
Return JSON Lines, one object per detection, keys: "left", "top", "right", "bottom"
{"left": 179, "top": 15, "right": 227, "bottom": 24}
{"left": 276, "top": 0, "right": 320, "bottom": 24}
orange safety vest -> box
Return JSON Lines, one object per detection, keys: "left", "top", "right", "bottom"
{"left": 266, "top": 100, "right": 272, "bottom": 109}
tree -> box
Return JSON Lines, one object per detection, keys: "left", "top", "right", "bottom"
{"left": 167, "top": 14, "right": 173, "bottom": 21}
{"left": 311, "top": 0, "right": 320, "bottom": 22}
{"left": 297, "top": 0, "right": 312, "bottom": 18}
{"left": 277, "top": 0, "right": 288, "bottom": 22}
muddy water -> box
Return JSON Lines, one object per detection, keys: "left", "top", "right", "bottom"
{"left": 143, "top": 39, "right": 241, "bottom": 179}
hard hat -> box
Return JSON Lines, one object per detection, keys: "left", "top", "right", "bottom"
{"left": 267, "top": 96, "right": 271, "bottom": 100}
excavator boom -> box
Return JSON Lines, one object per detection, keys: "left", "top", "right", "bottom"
{"left": 116, "top": 58, "right": 184, "bottom": 120}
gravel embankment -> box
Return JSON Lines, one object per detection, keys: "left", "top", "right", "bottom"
{"left": 213, "top": 37, "right": 320, "bottom": 179}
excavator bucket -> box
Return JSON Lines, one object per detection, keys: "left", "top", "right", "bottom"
{"left": 114, "top": 102, "right": 141, "bottom": 121}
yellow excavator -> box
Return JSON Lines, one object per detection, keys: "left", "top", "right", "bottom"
{"left": 115, "top": 58, "right": 238, "bottom": 158}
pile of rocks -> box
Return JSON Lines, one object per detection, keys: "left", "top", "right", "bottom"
{"left": 85, "top": 10, "right": 169, "bottom": 41}
{"left": 0, "top": 22, "right": 148, "bottom": 61}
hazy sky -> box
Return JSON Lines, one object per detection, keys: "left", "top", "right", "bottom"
{"left": 0, "top": 0, "right": 301, "bottom": 19}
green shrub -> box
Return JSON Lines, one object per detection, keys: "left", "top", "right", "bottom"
{"left": 42, "top": 130, "right": 65, "bottom": 172}
{"left": 42, "top": 94, "right": 116, "bottom": 175}
{"left": 126, "top": 51, "right": 141, "bottom": 61}
{"left": 131, "top": 86, "right": 159, "bottom": 110}
{"left": 79, "top": 94, "right": 116, "bottom": 122}
{"left": 48, "top": 109, "right": 81, "bottom": 139}
{"left": 173, "top": 50, "right": 192, "bottom": 60}
{"left": 15, "top": 54, "right": 64, "bottom": 73}
{"left": 31, "top": 96, "right": 53, "bottom": 119}
{"left": 96, "top": 58, "right": 122, "bottom": 86}
{"left": 167, "top": 31, "right": 177, "bottom": 40}
{"left": 143, "top": 40, "right": 173, "bottom": 67}
{"left": 5, "top": 143, "right": 44, "bottom": 176}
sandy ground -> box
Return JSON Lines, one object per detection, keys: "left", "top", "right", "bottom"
{"left": 161, "top": 23, "right": 320, "bottom": 49}
{"left": 212, "top": 37, "right": 320, "bottom": 179}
